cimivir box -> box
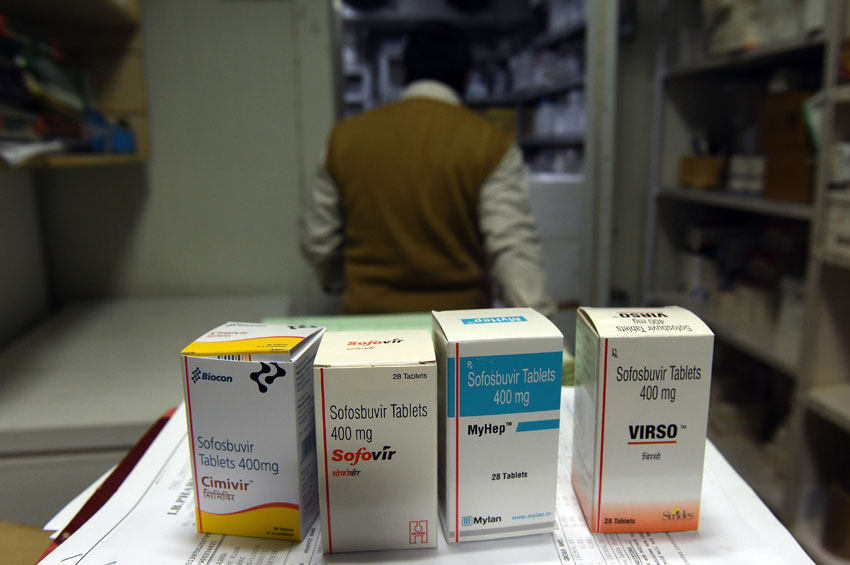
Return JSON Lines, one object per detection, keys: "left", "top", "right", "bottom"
{"left": 572, "top": 306, "right": 714, "bottom": 533}
{"left": 431, "top": 308, "right": 563, "bottom": 543}
{"left": 313, "top": 330, "right": 437, "bottom": 553}
{"left": 181, "top": 321, "right": 324, "bottom": 541}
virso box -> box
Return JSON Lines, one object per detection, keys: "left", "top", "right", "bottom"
{"left": 572, "top": 306, "right": 714, "bottom": 533}
{"left": 431, "top": 308, "right": 563, "bottom": 543}
{"left": 181, "top": 321, "right": 324, "bottom": 541}
{"left": 313, "top": 330, "right": 437, "bottom": 554}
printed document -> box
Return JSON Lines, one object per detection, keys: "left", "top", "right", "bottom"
{"left": 39, "top": 390, "right": 812, "bottom": 564}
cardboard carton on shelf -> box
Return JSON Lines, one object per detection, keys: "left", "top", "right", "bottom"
{"left": 679, "top": 154, "right": 724, "bottom": 190}
{"left": 763, "top": 150, "right": 814, "bottom": 203}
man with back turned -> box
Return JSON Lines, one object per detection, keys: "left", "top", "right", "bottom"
{"left": 300, "top": 20, "right": 555, "bottom": 317}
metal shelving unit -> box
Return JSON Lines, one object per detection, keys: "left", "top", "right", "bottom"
{"left": 644, "top": 4, "right": 850, "bottom": 560}
{"left": 657, "top": 186, "right": 816, "bottom": 220}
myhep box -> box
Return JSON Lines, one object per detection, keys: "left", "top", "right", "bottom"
{"left": 572, "top": 306, "right": 714, "bottom": 533}
{"left": 432, "top": 308, "right": 563, "bottom": 543}
{"left": 181, "top": 321, "right": 324, "bottom": 541}
{"left": 313, "top": 330, "right": 437, "bottom": 553}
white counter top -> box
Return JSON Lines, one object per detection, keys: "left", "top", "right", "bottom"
{"left": 0, "top": 295, "right": 289, "bottom": 455}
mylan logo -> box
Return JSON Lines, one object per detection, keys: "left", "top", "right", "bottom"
{"left": 250, "top": 362, "right": 287, "bottom": 393}
{"left": 191, "top": 367, "right": 233, "bottom": 384}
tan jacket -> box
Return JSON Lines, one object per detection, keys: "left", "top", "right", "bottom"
{"left": 301, "top": 80, "right": 556, "bottom": 317}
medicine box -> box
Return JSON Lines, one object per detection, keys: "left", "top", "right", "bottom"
{"left": 313, "top": 330, "right": 437, "bottom": 553}
{"left": 181, "top": 321, "right": 324, "bottom": 541}
{"left": 572, "top": 306, "right": 714, "bottom": 533}
{"left": 432, "top": 308, "right": 563, "bottom": 543}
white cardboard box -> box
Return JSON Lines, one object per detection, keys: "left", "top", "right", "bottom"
{"left": 572, "top": 306, "right": 714, "bottom": 533}
{"left": 181, "top": 321, "right": 324, "bottom": 541}
{"left": 313, "top": 330, "right": 438, "bottom": 553}
{"left": 432, "top": 308, "right": 563, "bottom": 543}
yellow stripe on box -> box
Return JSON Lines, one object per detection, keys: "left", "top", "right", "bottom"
{"left": 197, "top": 504, "right": 302, "bottom": 541}
{"left": 182, "top": 336, "right": 305, "bottom": 356}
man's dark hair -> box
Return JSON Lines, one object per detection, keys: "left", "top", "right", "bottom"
{"left": 403, "top": 20, "right": 472, "bottom": 96}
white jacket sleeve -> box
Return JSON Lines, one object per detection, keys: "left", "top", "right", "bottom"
{"left": 479, "top": 143, "right": 557, "bottom": 318}
{"left": 299, "top": 161, "right": 345, "bottom": 293}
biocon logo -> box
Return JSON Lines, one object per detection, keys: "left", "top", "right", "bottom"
{"left": 191, "top": 367, "right": 233, "bottom": 384}
{"left": 249, "top": 362, "right": 287, "bottom": 394}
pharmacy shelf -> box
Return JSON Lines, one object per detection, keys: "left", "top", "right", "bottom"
{"left": 793, "top": 518, "right": 850, "bottom": 565}
{"left": 806, "top": 384, "right": 850, "bottom": 434}
{"left": 651, "top": 292, "right": 800, "bottom": 376}
{"left": 514, "top": 77, "right": 584, "bottom": 102}
{"left": 530, "top": 21, "right": 585, "bottom": 49}
{"left": 465, "top": 95, "right": 516, "bottom": 107}
{"left": 819, "top": 248, "right": 850, "bottom": 271}
{"left": 830, "top": 84, "right": 850, "bottom": 104}
{"left": 529, "top": 171, "right": 584, "bottom": 184}
{"left": 657, "top": 187, "right": 816, "bottom": 221}
{"left": 0, "top": 153, "right": 146, "bottom": 171}
{"left": 708, "top": 432, "right": 785, "bottom": 513}
{"left": 665, "top": 33, "right": 825, "bottom": 79}
{"left": 519, "top": 134, "right": 584, "bottom": 148}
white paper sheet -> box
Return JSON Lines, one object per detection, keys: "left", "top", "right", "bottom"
{"left": 39, "top": 391, "right": 813, "bottom": 565}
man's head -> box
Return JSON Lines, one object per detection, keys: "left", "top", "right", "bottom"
{"left": 403, "top": 20, "right": 472, "bottom": 97}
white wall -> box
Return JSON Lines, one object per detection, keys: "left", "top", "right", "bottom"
{"left": 37, "top": 0, "right": 337, "bottom": 314}
{"left": 0, "top": 170, "right": 49, "bottom": 347}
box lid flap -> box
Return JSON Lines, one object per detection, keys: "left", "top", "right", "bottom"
{"left": 431, "top": 308, "right": 561, "bottom": 341}
{"left": 181, "top": 321, "right": 324, "bottom": 357}
{"left": 578, "top": 306, "right": 714, "bottom": 337}
{"left": 314, "top": 329, "right": 436, "bottom": 367}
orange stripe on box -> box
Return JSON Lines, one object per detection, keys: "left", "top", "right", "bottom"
{"left": 203, "top": 502, "right": 300, "bottom": 516}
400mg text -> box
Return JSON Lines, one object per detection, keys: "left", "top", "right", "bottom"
{"left": 330, "top": 425, "right": 373, "bottom": 443}
{"left": 238, "top": 457, "right": 279, "bottom": 475}
{"left": 493, "top": 389, "right": 530, "bottom": 407}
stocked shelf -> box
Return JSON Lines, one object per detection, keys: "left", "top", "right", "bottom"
{"left": 806, "top": 384, "right": 850, "bottom": 434}
{"left": 520, "top": 134, "right": 584, "bottom": 147}
{"left": 657, "top": 187, "right": 816, "bottom": 221}
{"left": 0, "top": 0, "right": 148, "bottom": 169}
{"left": 0, "top": 153, "right": 146, "bottom": 170}
{"left": 651, "top": 292, "right": 800, "bottom": 376}
{"left": 529, "top": 171, "right": 584, "bottom": 184}
{"left": 465, "top": 95, "right": 516, "bottom": 107}
{"left": 665, "top": 33, "right": 825, "bottom": 79}
{"left": 819, "top": 248, "right": 850, "bottom": 270}
{"left": 514, "top": 77, "right": 584, "bottom": 102}
{"left": 529, "top": 21, "right": 585, "bottom": 49}
{"left": 830, "top": 83, "right": 850, "bottom": 104}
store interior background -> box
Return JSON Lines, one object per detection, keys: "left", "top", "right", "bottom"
{"left": 1, "top": 0, "right": 849, "bottom": 563}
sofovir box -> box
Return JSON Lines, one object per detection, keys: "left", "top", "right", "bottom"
{"left": 181, "top": 321, "right": 324, "bottom": 541}
{"left": 313, "top": 330, "right": 437, "bottom": 553}
{"left": 572, "top": 306, "right": 714, "bottom": 533}
{"left": 432, "top": 308, "right": 563, "bottom": 543}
